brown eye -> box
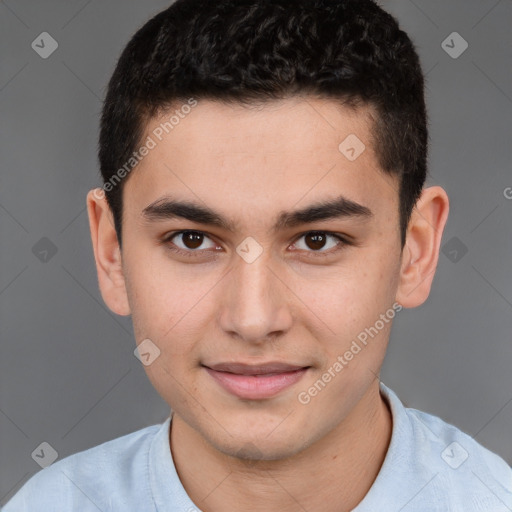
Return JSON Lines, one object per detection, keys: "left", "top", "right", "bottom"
{"left": 304, "top": 232, "right": 328, "bottom": 250}
{"left": 293, "top": 231, "right": 346, "bottom": 254}
{"left": 165, "top": 231, "right": 217, "bottom": 252}
{"left": 181, "top": 231, "right": 204, "bottom": 249}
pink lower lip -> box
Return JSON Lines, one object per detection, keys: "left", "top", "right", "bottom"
{"left": 205, "top": 367, "right": 309, "bottom": 400}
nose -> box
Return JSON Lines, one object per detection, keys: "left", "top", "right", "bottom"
{"left": 218, "top": 251, "right": 293, "bottom": 345}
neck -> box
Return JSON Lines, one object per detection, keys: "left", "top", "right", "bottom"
{"left": 170, "top": 379, "right": 392, "bottom": 512}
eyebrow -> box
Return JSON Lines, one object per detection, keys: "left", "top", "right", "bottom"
{"left": 141, "top": 195, "right": 373, "bottom": 233}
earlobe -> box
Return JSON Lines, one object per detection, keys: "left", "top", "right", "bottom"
{"left": 86, "top": 189, "right": 131, "bottom": 316}
{"left": 395, "top": 186, "right": 450, "bottom": 308}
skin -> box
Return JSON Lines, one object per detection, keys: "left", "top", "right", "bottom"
{"left": 87, "top": 97, "right": 449, "bottom": 511}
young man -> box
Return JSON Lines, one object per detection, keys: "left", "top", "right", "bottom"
{"left": 4, "top": 0, "right": 512, "bottom": 510}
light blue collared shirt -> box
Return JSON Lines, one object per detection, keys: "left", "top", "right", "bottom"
{"left": 3, "top": 383, "right": 512, "bottom": 511}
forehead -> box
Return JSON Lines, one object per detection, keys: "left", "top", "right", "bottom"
{"left": 148, "top": 97, "right": 374, "bottom": 157}
{"left": 124, "top": 97, "right": 398, "bottom": 227}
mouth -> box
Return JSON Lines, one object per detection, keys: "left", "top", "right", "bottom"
{"left": 202, "top": 362, "right": 311, "bottom": 400}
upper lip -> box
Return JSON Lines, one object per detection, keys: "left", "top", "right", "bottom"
{"left": 204, "top": 362, "right": 309, "bottom": 375}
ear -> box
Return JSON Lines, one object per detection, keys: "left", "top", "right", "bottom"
{"left": 86, "top": 189, "right": 131, "bottom": 316}
{"left": 395, "top": 186, "right": 450, "bottom": 308}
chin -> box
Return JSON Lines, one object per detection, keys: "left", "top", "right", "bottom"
{"left": 209, "top": 427, "right": 315, "bottom": 463}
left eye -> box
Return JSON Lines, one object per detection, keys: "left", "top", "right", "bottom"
{"left": 292, "top": 232, "right": 345, "bottom": 253}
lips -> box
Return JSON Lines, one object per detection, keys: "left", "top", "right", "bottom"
{"left": 203, "top": 362, "right": 310, "bottom": 400}
{"left": 206, "top": 362, "right": 308, "bottom": 375}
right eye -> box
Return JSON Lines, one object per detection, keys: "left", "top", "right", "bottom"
{"left": 161, "top": 230, "right": 221, "bottom": 258}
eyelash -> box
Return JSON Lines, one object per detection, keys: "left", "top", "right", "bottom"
{"left": 160, "top": 230, "right": 352, "bottom": 260}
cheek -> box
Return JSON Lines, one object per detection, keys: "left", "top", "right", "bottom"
{"left": 125, "top": 256, "right": 223, "bottom": 364}
{"left": 124, "top": 245, "right": 184, "bottom": 318}
{"left": 293, "top": 254, "right": 394, "bottom": 321}
{"left": 288, "top": 250, "right": 399, "bottom": 360}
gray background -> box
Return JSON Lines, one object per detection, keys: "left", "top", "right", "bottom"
{"left": 1, "top": 0, "right": 511, "bottom": 505}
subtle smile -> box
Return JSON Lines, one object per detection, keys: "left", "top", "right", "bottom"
{"left": 202, "top": 362, "right": 311, "bottom": 400}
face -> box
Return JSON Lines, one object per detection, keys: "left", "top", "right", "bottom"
{"left": 115, "top": 98, "right": 404, "bottom": 459}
